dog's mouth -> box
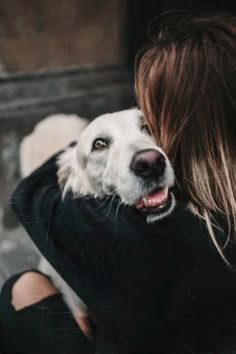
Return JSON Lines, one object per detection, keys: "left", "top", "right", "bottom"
{"left": 135, "top": 186, "right": 172, "bottom": 214}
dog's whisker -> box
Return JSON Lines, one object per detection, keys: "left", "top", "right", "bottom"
{"left": 114, "top": 198, "right": 123, "bottom": 225}
{"left": 104, "top": 194, "right": 116, "bottom": 218}
{"left": 96, "top": 196, "right": 110, "bottom": 209}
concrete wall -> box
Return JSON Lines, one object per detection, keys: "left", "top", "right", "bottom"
{"left": 0, "top": 0, "right": 126, "bottom": 72}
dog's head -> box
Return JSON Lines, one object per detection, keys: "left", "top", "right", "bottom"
{"left": 58, "top": 109, "right": 176, "bottom": 222}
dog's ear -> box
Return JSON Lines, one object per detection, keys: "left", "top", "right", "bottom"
{"left": 19, "top": 114, "right": 89, "bottom": 178}
{"left": 57, "top": 145, "right": 78, "bottom": 195}
{"left": 57, "top": 145, "right": 94, "bottom": 198}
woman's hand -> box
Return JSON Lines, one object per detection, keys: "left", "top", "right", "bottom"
{"left": 11, "top": 270, "right": 94, "bottom": 341}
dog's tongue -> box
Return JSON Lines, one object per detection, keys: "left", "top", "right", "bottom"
{"left": 136, "top": 187, "right": 168, "bottom": 209}
{"left": 146, "top": 189, "right": 166, "bottom": 199}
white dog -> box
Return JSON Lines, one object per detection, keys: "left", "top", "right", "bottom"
{"left": 20, "top": 108, "right": 176, "bottom": 327}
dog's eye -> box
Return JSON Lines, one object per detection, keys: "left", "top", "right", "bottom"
{"left": 141, "top": 123, "right": 151, "bottom": 135}
{"left": 92, "top": 139, "right": 108, "bottom": 151}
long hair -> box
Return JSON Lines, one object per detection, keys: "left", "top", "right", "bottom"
{"left": 135, "top": 12, "right": 236, "bottom": 262}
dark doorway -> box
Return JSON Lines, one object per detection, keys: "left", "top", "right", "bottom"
{"left": 126, "top": 0, "right": 236, "bottom": 67}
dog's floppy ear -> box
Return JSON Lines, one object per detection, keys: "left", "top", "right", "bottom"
{"left": 19, "top": 114, "right": 88, "bottom": 178}
{"left": 57, "top": 145, "right": 94, "bottom": 198}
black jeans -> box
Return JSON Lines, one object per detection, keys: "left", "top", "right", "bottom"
{"left": 0, "top": 271, "right": 94, "bottom": 354}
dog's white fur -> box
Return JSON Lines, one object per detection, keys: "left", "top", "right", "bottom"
{"left": 57, "top": 109, "right": 175, "bottom": 215}
{"left": 20, "top": 109, "right": 175, "bottom": 322}
{"left": 20, "top": 114, "right": 88, "bottom": 177}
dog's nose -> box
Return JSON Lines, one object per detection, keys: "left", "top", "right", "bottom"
{"left": 130, "top": 149, "right": 166, "bottom": 178}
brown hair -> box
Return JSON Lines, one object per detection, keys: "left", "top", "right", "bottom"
{"left": 135, "top": 12, "right": 236, "bottom": 262}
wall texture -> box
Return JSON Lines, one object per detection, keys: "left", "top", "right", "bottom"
{"left": 0, "top": 0, "right": 126, "bottom": 72}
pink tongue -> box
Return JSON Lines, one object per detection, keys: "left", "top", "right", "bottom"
{"left": 147, "top": 188, "right": 165, "bottom": 199}
{"left": 136, "top": 188, "right": 167, "bottom": 209}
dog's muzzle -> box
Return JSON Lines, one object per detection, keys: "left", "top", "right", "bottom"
{"left": 130, "top": 149, "right": 175, "bottom": 218}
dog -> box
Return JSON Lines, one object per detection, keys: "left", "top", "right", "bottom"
{"left": 20, "top": 108, "right": 176, "bottom": 331}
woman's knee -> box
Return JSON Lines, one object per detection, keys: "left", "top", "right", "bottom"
{"left": 11, "top": 271, "right": 59, "bottom": 311}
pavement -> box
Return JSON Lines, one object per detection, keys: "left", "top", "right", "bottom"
{"left": 0, "top": 206, "right": 40, "bottom": 288}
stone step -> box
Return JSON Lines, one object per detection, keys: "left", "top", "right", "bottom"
{"left": 0, "top": 65, "right": 134, "bottom": 119}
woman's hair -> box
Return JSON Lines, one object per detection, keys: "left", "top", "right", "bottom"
{"left": 135, "top": 12, "right": 236, "bottom": 261}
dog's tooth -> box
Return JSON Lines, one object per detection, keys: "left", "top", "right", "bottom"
{"left": 154, "top": 199, "right": 159, "bottom": 206}
{"left": 138, "top": 190, "right": 169, "bottom": 209}
{"left": 151, "top": 198, "right": 157, "bottom": 206}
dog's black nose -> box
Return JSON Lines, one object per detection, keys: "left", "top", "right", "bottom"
{"left": 130, "top": 149, "right": 166, "bottom": 178}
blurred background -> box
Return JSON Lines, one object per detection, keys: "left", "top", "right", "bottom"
{"left": 0, "top": 0, "right": 236, "bottom": 286}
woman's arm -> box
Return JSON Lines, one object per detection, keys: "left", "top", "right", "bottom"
{"left": 11, "top": 150, "right": 115, "bottom": 283}
{"left": 10, "top": 149, "right": 197, "bottom": 351}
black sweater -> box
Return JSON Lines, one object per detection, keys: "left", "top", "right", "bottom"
{"left": 11, "top": 150, "right": 236, "bottom": 353}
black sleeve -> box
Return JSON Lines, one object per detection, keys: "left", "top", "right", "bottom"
{"left": 11, "top": 149, "right": 117, "bottom": 282}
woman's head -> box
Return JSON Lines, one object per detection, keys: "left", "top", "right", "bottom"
{"left": 135, "top": 12, "right": 236, "bottom": 259}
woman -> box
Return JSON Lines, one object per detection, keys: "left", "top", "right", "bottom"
{"left": 1, "top": 11, "right": 236, "bottom": 354}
